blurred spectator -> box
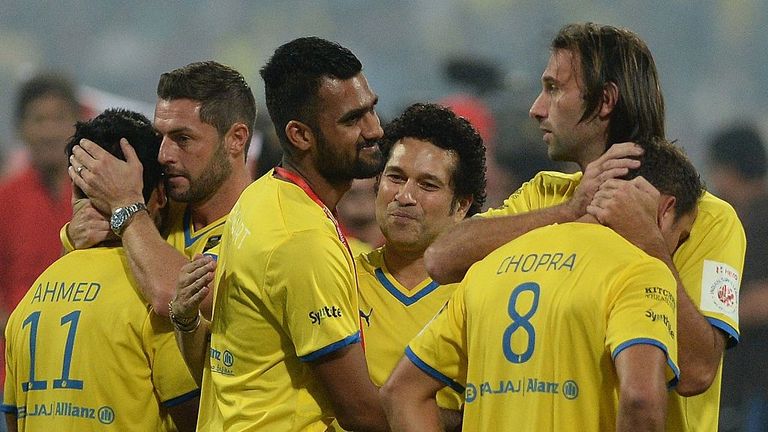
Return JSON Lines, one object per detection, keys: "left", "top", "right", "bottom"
{"left": 710, "top": 123, "right": 768, "bottom": 432}
{"left": 337, "top": 177, "right": 383, "bottom": 254}
{"left": 246, "top": 109, "right": 283, "bottom": 180}
{"left": 0, "top": 73, "right": 79, "bottom": 382}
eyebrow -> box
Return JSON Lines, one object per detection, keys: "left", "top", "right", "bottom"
{"left": 384, "top": 165, "right": 446, "bottom": 185}
{"left": 338, "top": 95, "right": 379, "bottom": 124}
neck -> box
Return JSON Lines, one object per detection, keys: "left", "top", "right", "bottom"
{"left": 188, "top": 167, "right": 251, "bottom": 230}
{"left": 382, "top": 245, "right": 430, "bottom": 290}
{"left": 281, "top": 157, "right": 351, "bottom": 210}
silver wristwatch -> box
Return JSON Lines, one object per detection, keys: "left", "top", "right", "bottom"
{"left": 110, "top": 202, "right": 147, "bottom": 237}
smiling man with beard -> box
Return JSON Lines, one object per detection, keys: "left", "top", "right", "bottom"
{"left": 174, "top": 37, "right": 391, "bottom": 431}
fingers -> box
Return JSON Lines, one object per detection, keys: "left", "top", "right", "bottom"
{"left": 120, "top": 138, "right": 141, "bottom": 167}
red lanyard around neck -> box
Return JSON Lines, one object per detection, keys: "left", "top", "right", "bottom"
{"left": 273, "top": 167, "right": 351, "bottom": 253}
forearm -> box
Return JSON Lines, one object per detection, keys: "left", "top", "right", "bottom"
{"left": 646, "top": 244, "right": 724, "bottom": 395}
{"left": 121, "top": 212, "right": 204, "bottom": 316}
{"left": 425, "top": 203, "right": 577, "bottom": 284}
{"left": 174, "top": 317, "right": 211, "bottom": 386}
{"left": 617, "top": 394, "right": 666, "bottom": 432}
{"left": 385, "top": 396, "right": 442, "bottom": 432}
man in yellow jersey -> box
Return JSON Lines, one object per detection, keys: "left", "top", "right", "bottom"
{"left": 174, "top": 37, "right": 390, "bottom": 431}
{"left": 65, "top": 61, "right": 255, "bottom": 317}
{"left": 425, "top": 23, "right": 744, "bottom": 431}
{"left": 355, "top": 103, "right": 487, "bottom": 431}
{"left": 384, "top": 137, "right": 701, "bottom": 432}
{"left": 2, "top": 109, "right": 199, "bottom": 432}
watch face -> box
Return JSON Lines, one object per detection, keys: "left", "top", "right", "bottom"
{"left": 111, "top": 208, "right": 128, "bottom": 232}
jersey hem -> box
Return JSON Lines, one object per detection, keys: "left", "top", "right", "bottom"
{"left": 162, "top": 388, "right": 202, "bottom": 407}
{"left": 706, "top": 317, "right": 739, "bottom": 348}
{"left": 299, "top": 331, "right": 361, "bottom": 362}
{"left": 0, "top": 404, "right": 17, "bottom": 415}
{"left": 611, "top": 337, "right": 680, "bottom": 388}
{"left": 405, "top": 346, "right": 465, "bottom": 394}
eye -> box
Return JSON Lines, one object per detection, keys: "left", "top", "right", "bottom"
{"left": 386, "top": 173, "right": 405, "bottom": 183}
{"left": 545, "top": 82, "right": 557, "bottom": 93}
{"left": 420, "top": 182, "right": 439, "bottom": 191}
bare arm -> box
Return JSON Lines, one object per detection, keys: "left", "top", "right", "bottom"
{"left": 426, "top": 142, "right": 642, "bottom": 284}
{"left": 380, "top": 356, "right": 445, "bottom": 432}
{"left": 69, "top": 139, "right": 212, "bottom": 317}
{"left": 614, "top": 344, "right": 669, "bottom": 432}
{"left": 438, "top": 408, "right": 462, "bottom": 432}
{"left": 309, "top": 344, "right": 389, "bottom": 432}
{"left": 171, "top": 255, "right": 215, "bottom": 385}
{"left": 5, "top": 414, "right": 17, "bottom": 432}
{"left": 589, "top": 177, "right": 726, "bottom": 395}
{"left": 167, "top": 396, "right": 200, "bottom": 432}
{"left": 425, "top": 205, "right": 577, "bottom": 284}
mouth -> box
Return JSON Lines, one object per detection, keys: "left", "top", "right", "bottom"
{"left": 358, "top": 140, "right": 379, "bottom": 150}
{"left": 389, "top": 211, "right": 417, "bottom": 221}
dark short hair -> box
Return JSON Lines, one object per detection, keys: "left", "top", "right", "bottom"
{"left": 623, "top": 137, "right": 703, "bottom": 220}
{"left": 260, "top": 36, "right": 363, "bottom": 152}
{"left": 380, "top": 103, "right": 487, "bottom": 216}
{"left": 708, "top": 124, "right": 767, "bottom": 179}
{"left": 157, "top": 61, "right": 256, "bottom": 152}
{"left": 15, "top": 73, "right": 79, "bottom": 127}
{"left": 552, "top": 22, "right": 665, "bottom": 147}
{"left": 66, "top": 109, "right": 162, "bottom": 202}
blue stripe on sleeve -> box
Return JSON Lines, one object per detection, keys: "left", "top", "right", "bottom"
{"left": 707, "top": 317, "right": 739, "bottom": 348}
{"left": 299, "top": 332, "right": 361, "bottom": 362}
{"left": 0, "top": 404, "right": 17, "bottom": 415}
{"left": 611, "top": 338, "right": 680, "bottom": 388}
{"left": 162, "top": 388, "right": 201, "bottom": 407}
{"left": 405, "top": 346, "right": 465, "bottom": 394}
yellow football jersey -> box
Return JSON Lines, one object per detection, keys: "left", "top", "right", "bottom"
{"left": 408, "top": 223, "right": 679, "bottom": 431}
{"left": 2, "top": 247, "right": 199, "bottom": 431}
{"left": 197, "top": 171, "right": 361, "bottom": 431}
{"left": 164, "top": 200, "right": 227, "bottom": 260}
{"left": 482, "top": 170, "right": 745, "bottom": 431}
{"left": 356, "top": 248, "right": 462, "bottom": 410}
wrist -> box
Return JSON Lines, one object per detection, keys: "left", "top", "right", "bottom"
{"left": 169, "top": 301, "right": 202, "bottom": 333}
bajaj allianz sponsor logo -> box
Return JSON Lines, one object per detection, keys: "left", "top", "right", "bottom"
{"left": 309, "top": 305, "right": 343, "bottom": 325}
{"left": 465, "top": 377, "right": 579, "bottom": 403}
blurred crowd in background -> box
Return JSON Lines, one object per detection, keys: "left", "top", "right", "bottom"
{"left": 1, "top": 1, "right": 767, "bottom": 431}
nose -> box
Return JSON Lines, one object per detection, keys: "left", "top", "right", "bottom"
{"left": 394, "top": 179, "right": 417, "bottom": 205}
{"left": 158, "top": 136, "right": 175, "bottom": 165}
{"left": 529, "top": 91, "right": 547, "bottom": 121}
{"left": 361, "top": 111, "right": 384, "bottom": 140}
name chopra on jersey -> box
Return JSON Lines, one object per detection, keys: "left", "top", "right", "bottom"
{"left": 30, "top": 281, "right": 101, "bottom": 303}
{"left": 309, "top": 305, "right": 343, "bottom": 325}
{"left": 496, "top": 252, "right": 576, "bottom": 275}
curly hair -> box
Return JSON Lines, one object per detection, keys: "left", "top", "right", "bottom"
{"left": 622, "top": 137, "right": 703, "bottom": 220}
{"left": 66, "top": 108, "right": 162, "bottom": 203}
{"left": 157, "top": 61, "right": 256, "bottom": 153}
{"left": 260, "top": 37, "right": 362, "bottom": 151}
{"left": 381, "top": 103, "right": 487, "bottom": 216}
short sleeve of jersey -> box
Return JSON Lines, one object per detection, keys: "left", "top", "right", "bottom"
{"left": 266, "top": 229, "right": 360, "bottom": 362}
{"left": 406, "top": 282, "right": 468, "bottom": 395}
{"left": 142, "top": 312, "right": 200, "bottom": 407}
{"left": 2, "top": 313, "right": 19, "bottom": 414}
{"left": 606, "top": 259, "right": 680, "bottom": 386}
{"left": 477, "top": 171, "right": 580, "bottom": 218}
{"left": 673, "top": 192, "right": 744, "bottom": 345}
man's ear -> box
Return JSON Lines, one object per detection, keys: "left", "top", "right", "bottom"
{"left": 599, "top": 81, "right": 619, "bottom": 118}
{"left": 285, "top": 120, "right": 315, "bottom": 152}
{"left": 451, "top": 195, "right": 473, "bottom": 221}
{"left": 149, "top": 181, "right": 168, "bottom": 211}
{"left": 657, "top": 194, "right": 676, "bottom": 232}
{"left": 225, "top": 122, "right": 250, "bottom": 157}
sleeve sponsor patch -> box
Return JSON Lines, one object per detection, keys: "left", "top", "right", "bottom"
{"left": 699, "top": 260, "right": 740, "bottom": 324}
